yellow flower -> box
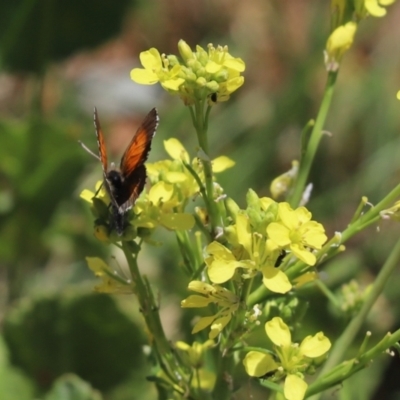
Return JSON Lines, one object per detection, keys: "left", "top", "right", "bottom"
{"left": 243, "top": 317, "right": 331, "bottom": 400}
{"left": 354, "top": 0, "right": 397, "bottom": 17}
{"left": 147, "top": 138, "right": 234, "bottom": 209}
{"left": 206, "top": 212, "right": 292, "bottom": 293}
{"left": 175, "top": 340, "right": 214, "bottom": 368}
{"left": 132, "top": 41, "right": 245, "bottom": 105}
{"left": 133, "top": 182, "right": 195, "bottom": 231}
{"left": 325, "top": 22, "right": 357, "bottom": 71}
{"left": 267, "top": 203, "right": 327, "bottom": 266}
{"left": 181, "top": 281, "right": 240, "bottom": 339}
{"left": 130, "top": 48, "right": 184, "bottom": 92}
{"left": 179, "top": 41, "right": 245, "bottom": 104}
{"left": 85, "top": 257, "right": 132, "bottom": 294}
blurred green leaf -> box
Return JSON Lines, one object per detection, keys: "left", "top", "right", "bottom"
{"left": 45, "top": 374, "right": 102, "bottom": 400}
{"left": 0, "top": 0, "right": 132, "bottom": 73}
{"left": 3, "top": 292, "right": 145, "bottom": 391}
{"left": 0, "top": 336, "right": 35, "bottom": 400}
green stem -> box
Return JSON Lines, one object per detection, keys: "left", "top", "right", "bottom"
{"left": 306, "top": 329, "right": 400, "bottom": 398}
{"left": 341, "top": 183, "right": 400, "bottom": 242}
{"left": 176, "top": 230, "right": 196, "bottom": 275}
{"left": 211, "top": 350, "right": 234, "bottom": 399}
{"left": 121, "top": 242, "right": 186, "bottom": 386}
{"left": 309, "top": 236, "right": 400, "bottom": 400}
{"left": 289, "top": 72, "right": 338, "bottom": 208}
{"left": 191, "top": 101, "right": 221, "bottom": 236}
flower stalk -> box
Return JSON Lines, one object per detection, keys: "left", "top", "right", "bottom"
{"left": 289, "top": 71, "right": 338, "bottom": 208}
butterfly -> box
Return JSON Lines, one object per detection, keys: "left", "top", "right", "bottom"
{"left": 81, "top": 108, "right": 159, "bottom": 235}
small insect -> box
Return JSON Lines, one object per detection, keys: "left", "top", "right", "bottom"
{"left": 274, "top": 249, "right": 287, "bottom": 268}
{"left": 80, "top": 108, "right": 159, "bottom": 235}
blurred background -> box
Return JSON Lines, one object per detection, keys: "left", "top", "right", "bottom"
{"left": 1, "top": 1, "right": 400, "bottom": 399}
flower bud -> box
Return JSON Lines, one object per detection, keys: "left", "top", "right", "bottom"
{"left": 178, "top": 39, "right": 194, "bottom": 62}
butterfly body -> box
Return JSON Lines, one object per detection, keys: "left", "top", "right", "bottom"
{"left": 92, "top": 108, "right": 159, "bottom": 235}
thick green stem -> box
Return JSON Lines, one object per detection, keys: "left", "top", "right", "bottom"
{"left": 191, "top": 101, "right": 221, "bottom": 236}
{"left": 289, "top": 72, "right": 337, "bottom": 208}
{"left": 121, "top": 242, "right": 186, "bottom": 386}
{"left": 211, "top": 351, "right": 234, "bottom": 399}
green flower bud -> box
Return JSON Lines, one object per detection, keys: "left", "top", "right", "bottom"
{"left": 246, "top": 189, "right": 260, "bottom": 209}
{"left": 225, "top": 198, "right": 240, "bottom": 221}
{"left": 206, "top": 80, "right": 219, "bottom": 92}
{"left": 196, "top": 76, "right": 207, "bottom": 87}
{"left": 178, "top": 39, "right": 194, "bottom": 62}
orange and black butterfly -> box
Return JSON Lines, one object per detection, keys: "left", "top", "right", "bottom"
{"left": 81, "top": 108, "right": 158, "bottom": 235}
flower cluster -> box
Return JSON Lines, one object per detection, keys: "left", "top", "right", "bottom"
{"left": 205, "top": 191, "right": 327, "bottom": 294}
{"left": 135, "top": 138, "right": 234, "bottom": 229}
{"left": 181, "top": 281, "right": 240, "bottom": 339}
{"left": 243, "top": 317, "right": 331, "bottom": 400}
{"left": 131, "top": 40, "right": 245, "bottom": 105}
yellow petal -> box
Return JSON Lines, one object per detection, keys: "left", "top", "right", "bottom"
{"left": 181, "top": 295, "right": 213, "bottom": 308}
{"left": 160, "top": 213, "right": 195, "bottom": 230}
{"left": 130, "top": 68, "right": 159, "bottom": 85}
{"left": 80, "top": 189, "right": 95, "bottom": 203}
{"left": 205, "top": 60, "right": 222, "bottom": 74}
{"left": 191, "top": 369, "right": 216, "bottom": 390}
{"left": 294, "top": 207, "right": 312, "bottom": 224}
{"left": 161, "top": 78, "right": 185, "bottom": 91}
{"left": 365, "top": 0, "right": 387, "bottom": 16}
{"left": 260, "top": 197, "right": 276, "bottom": 211}
{"left": 267, "top": 223, "right": 291, "bottom": 246}
{"left": 212, "top": 156, "right": 235, "bottom": 173}
{"left": 262, "top": 269, "right": 292, "bottom": 294}
{"left": 265, "top": 317, "right": 291, "bottom": 347}
{"left": 226, "top": 76, "right": 244, "bottom": 93}
{"left": 224, "top": 58, "right": 246, "bottom": 72}
{"left": 209, "top": 315, "right": 231, "bottom": 339}
{"left": 294, "top": 272, "right": 316, "bottom": 287}
{"left": 165, "top": 171, "right": 187, "bottom": 183}
{"left": 175, "top": 341, "right": 191, "bottom": 351}
{"left": 148, "top": 181, "right": 174, "bottom": 204}
{"left": 284, "top": 374, "right": 307, "bottom": 400}
{"left": 188, "top": 280, "right": 214, "bottom": 294}
{"left": 192, "top": 316, "right": 215, "bottom": 334}
{"left": 207, "top": 259, "right": 242, "bottom": 283}
{"left": 140, "top": 48, "right": 162, "bottom": 69}
{"left": 243, "top": 351, "right": 278, "bottom": 377}
{"left": 290, "top": 244, "right": 316, "bottom": 266}
{"left": 300, "top": 332, "right": 331, "bottom": 358}
{"left": 236, "top": 213, "right": 252, "bottom": 254}
{"left": 85, "top": 257, "right": 108, "bottom": 275}
{"left": 164, "top": 138, "right": 190, "bottom": 163}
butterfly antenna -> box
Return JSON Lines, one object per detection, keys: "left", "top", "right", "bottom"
{"left": 78, "top": 140, "right": 101, "bottom": 161}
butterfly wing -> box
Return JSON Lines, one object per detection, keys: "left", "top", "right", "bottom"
{"left": 94, "top": 107, "right": 108, "bottom": 175}
{"left": 118, "top": 108, "right": 159, "bottom": 213}
{"left": 94, "top": 107, "right": 121, "bottom": 208}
